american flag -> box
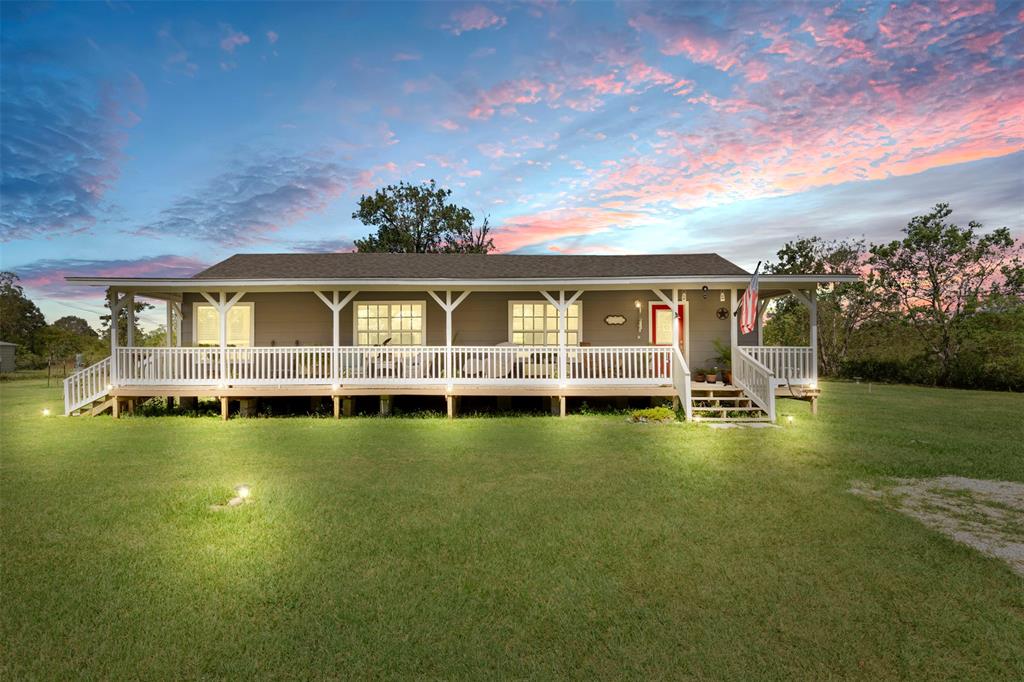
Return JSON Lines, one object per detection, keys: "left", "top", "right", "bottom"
{"left": 737, "top": 262, "right": 761, "bottom": 335}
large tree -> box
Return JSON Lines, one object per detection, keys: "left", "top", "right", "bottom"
{"left": 764, "top": 237, "right": 883, "bottom": 376}
{"left": 53, "top": 315, "right": 98, "bottom": 338}
{"left": 868, "top": 203, "right": 1022, "bottom": 384}
{"left": 0, "top": 272, "right": 46, "bottom": 352}
{"left": 353, "top": 180, "right": 494, "bottom": 253}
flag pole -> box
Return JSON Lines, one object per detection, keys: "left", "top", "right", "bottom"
{"left": 733, "top": 261, "right": 761, "bottom": 317}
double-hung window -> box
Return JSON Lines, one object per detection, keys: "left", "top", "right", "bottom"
{"left": 509, "top": 302, "right": 581, "bottom": 345}
{"left": 193, "top": 303, "right": 254, "bottom": 347}
{"left": 354, "top": 302, "right": 425, "bottom": 346}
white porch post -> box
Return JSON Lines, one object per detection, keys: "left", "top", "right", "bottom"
{"left": 541, "top": 290, "right": 583, "bottom": 387}
{"left": 201, "top": 291, "right": 245, "bottom": 387}
{"left": 108, "top": 289, "right": 121, "bottom": 386}
{"left": 427, "top": 290, "right": 471, "bottom": 388}
{"left": 165, "top": 302, "right": 173, "bottom": 348}
{"left": 314, "top": 290, "right": 358, "bottom": 386}
{"left": 756, "top": 299, "right": 768, "bottom": 346}
{"left": 126, "top": 293, "right": 135, "bottom": 347}
{"left": 808, "top": 287, "right": 818, "bottom": 387}
{"left": 729, "top": 288, "right": 738, "bottom": 351}
{"left": 446, "top": 291, "right": 453, "bottom": 385}
{"left": 218, "top": 292, "right": 227, "bottom": 384}
{"left": 558, "top": 290, "right": 566, "bottom": 385}
{"left": 173, "top": 302, "right": 182, "bottom": 347}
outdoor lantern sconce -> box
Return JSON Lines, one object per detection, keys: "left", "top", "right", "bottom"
{"left": 701, "top": 285, "right": 709, "bottom": 299}
{"left": 720, "top": 291, "right": 726, "bottom": 302}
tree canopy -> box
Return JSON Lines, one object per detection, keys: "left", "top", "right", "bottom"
{"left": 868, "top": 202, "right": 1021, "bottom": 383}
{"left": 352, "top": 181, "right": 494, "bottom": 254}
{"left": 0, "top": 272, "right": 46, "bottom": 351}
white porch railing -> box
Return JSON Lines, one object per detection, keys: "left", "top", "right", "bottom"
{"left": 63, "top": 356, "right": 111, "bottom": 415}
{"left": 732, "top": 347, "right": 775, "bottom": 421}
{"left": 737, "top": 346, "right": 816, "bottom": 386}
{"left": 567, "top": 346, "right": 672, "bottom": 384}
{"left": 65, "top": 345, "right": 702, "bottom": 419}
{"left": 101, "top": 345, "right": 680, "bottom": 388}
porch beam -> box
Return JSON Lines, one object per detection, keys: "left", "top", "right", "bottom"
{"left": 650, "top": 288, "right": 676, "bottom": 309}
{"left": 313, "top": 291, "right": 359, "bottom": 383}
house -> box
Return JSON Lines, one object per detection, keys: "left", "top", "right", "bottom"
{"left": 0, "top": 341, "right": 16, "bottom": 373}
{"left": 62, "top": 253, "right": 856, "bottom": 421}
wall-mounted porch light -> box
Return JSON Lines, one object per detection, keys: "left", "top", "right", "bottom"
{"left": 701, "top": 285, "right": 709, "bottom": 299}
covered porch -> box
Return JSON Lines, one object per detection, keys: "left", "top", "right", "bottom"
{"left": 64, "top": 277, "right": 825, "bottom": 421}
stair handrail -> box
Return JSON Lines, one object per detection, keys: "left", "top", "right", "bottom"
{"left": 671, "top": 345, "right": 692, "bottom": 421}
{"left": 63, "top": 356, "right": 112, "bottom": 415}
{"left": 732, "top": 346, "right": 776, "bottom": 422}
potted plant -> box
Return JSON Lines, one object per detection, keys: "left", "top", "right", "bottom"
{"left": 694, "top": 368, "right": 706, "bottom": 382}
{"left": 707, "top": 366, "right": 718, "bottom": 383}
{"left": 712, "top": 339, "right": 732, "bottom": 385}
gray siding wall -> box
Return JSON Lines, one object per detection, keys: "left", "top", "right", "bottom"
{"left": 179, "top": 288, "right": 751, "bottom": 366}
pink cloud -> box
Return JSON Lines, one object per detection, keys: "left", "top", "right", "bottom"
{"left": 629, "top": 13, "right": 742, "bottom": 71}
{"left": 493, "top": 207, "right": 648, "bottom": 252}
{"left": 266, "top": 30, "right": 279, "bottom": 45}
{"left": 445, "top": 5, "right": 507, "bottom": 35}
{"left": 436, "top": 118, "right": 463, "bottom": 132}
{"left": 467, "top": 79, "right": 546, "bottom": 119}
{"left": 219, "top": 25, "right": 251, "bottom": 53}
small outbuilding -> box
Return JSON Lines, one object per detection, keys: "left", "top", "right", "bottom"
{"left": 0, "top": 341, "right": 17, "bottom": 373}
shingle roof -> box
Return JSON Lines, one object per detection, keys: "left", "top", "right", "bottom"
{"left": 193, "top": 253, "right": 749, "bottom": 280}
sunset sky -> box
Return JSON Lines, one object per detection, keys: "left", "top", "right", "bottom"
{"left": 2, "top": 0, "right": 1022, "bottom": 327}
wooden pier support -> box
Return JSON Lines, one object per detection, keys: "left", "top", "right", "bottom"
{"left": 380, "top": 395, "right": 392, "bottom": 416}
{"left": 220, "top": 397, "right": 229, "bottom": 421}
{"left": 333, "top": 395, "right": 341, "bottom": 419}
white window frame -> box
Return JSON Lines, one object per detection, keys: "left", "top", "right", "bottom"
{"left": 351, "top": 300, "right": 427, "bottom": 346}
{"left": 507, "top": 299, "right": 583, "bottom": 346}
{"left": 647, "top": 299, "right": 690, "bottom": 363}
{"left": 191, "top": 301, "right": 255, "bottom": 347}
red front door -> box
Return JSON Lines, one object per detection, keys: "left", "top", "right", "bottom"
{"left": 651, "top": 304, "right": 685, "bottom": 350}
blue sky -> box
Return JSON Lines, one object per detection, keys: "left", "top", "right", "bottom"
{"left": 1, "top": 1, "right": 1022, "bottom": 327}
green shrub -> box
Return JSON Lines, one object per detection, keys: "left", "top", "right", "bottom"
{"left": 628, "top": 406, "right": 676, "bottom": 423}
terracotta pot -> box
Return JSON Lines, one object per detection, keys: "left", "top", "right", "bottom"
{"left": 723, "top": 370, "right": 733, "bottom": 385}
{"left": 706, "top": 374, "right": 718, "bottom": 383}
{"left": 694, "top": 372, "right": 706, "bottom": 382}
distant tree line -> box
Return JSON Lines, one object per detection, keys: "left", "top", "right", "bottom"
{"left": 0, "top": 271, "right": 164, "bottom": 378}
{"left": 764, "top": 203, "right": 1024, "bottom": 391}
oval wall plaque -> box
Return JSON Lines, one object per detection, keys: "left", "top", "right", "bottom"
{"left": 604, "top": 314, "right": 627, "bottom": 326}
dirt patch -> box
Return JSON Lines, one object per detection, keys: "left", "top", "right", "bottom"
{"left": 850, "top": 476, "right": 1024, "bottom": 576}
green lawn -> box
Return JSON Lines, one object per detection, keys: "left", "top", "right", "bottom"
{"left": 2, "top": 379, "right": 1022, "bottom": 679}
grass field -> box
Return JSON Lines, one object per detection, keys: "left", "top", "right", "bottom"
{"left": 2, "top": 379, "right": 1022, "bottom": 679}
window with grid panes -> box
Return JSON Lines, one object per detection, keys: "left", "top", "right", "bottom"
{"left": 355, "top": 302, "right": 424, "bottom": 345}
{"left": 509, "top": 302, "right": 581, "bottom": 345}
